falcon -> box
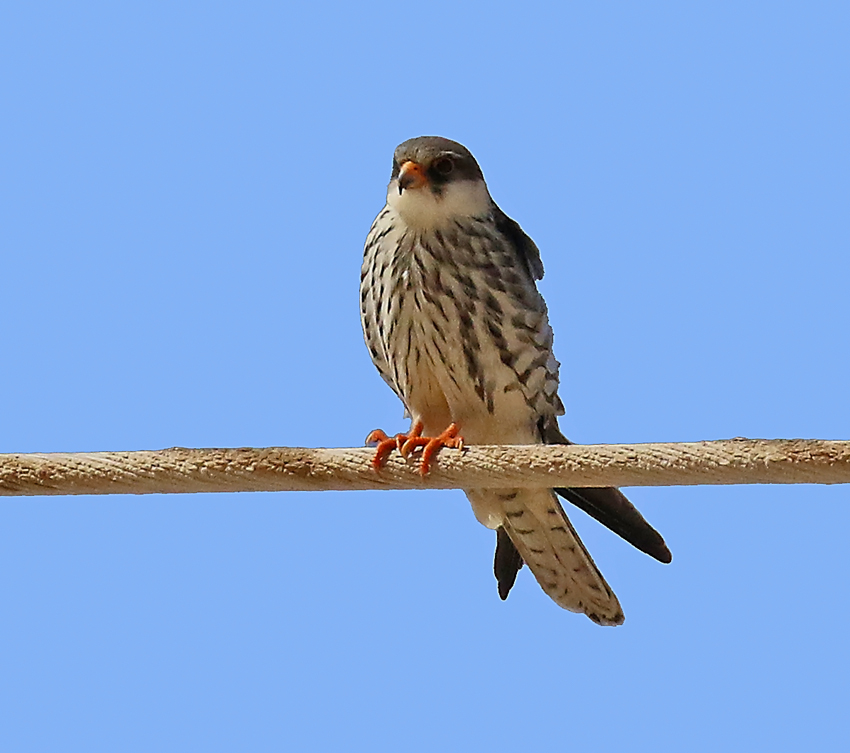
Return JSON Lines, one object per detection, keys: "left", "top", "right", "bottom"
{"left": 360, "top": 136, "right": 670, "bottom": 625}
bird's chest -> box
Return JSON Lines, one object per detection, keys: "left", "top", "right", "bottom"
{"left": 383, "top": 240, "right": 482, "bottom": 404}
{"left": 366, "top": 227, "right": 551, "bottom": 437}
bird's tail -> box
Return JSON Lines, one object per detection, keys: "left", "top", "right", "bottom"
{"left": 467, "top": 488, "right": 624, "bottom": 626}
{"left": 539, "top": 418, "right": 672, "bottom": 564}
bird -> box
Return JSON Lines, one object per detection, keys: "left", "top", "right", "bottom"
{"left": 360, "top": 136, "right": 671, "bottom": 625}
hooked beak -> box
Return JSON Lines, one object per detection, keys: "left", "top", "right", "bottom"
{"left": 397, "top": 161, "right": 428, "bottom": 194}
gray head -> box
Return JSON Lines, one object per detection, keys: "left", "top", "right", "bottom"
{"left": 387, "top": 137, "right": 492, "bottom": 226}
{"left": 392, "top": 137, "right": 485, "bottom": 195}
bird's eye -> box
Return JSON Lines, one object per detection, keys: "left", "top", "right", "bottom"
{"left": 433, "top": 157, "right": 454, "bottom": 176}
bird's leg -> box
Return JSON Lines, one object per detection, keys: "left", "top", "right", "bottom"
{"left": 365, "top": 421, "right": 424, "bottom": 471}
{"left": 365, "top": 421, "right": 464, "bottom": 475}
{"left": 400, "top": 422, "right": 464, "bottom": 476}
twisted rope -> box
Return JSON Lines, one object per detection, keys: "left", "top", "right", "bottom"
{"left": 1, "top": 439, "right": 848, "bottom": 497}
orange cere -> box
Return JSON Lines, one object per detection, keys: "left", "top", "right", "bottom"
{"left": 398, "top": 160, "right": 428, "bottom": 191}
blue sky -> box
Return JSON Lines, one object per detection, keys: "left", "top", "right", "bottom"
{"left": 2, "top": 1, "right": 848, "bottom": 750}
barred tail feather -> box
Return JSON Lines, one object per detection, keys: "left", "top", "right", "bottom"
{"left": 475, "top": 488, "right": 624, "bottom": 626}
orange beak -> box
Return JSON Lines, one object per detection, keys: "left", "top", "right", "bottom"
{"left": 398, "top": 160, "right": 428, "bottom": 193}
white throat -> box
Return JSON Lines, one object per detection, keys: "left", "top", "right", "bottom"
{"left": 387, "top": 179, "right": 492, "bottom": 229}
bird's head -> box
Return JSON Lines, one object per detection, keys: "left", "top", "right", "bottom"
{"left": 387, "top": 136, "right": 493, "bottom": 228}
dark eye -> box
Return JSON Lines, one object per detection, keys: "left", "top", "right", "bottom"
{"left": 433, "top": 157, "right": 454, "bottom": 176}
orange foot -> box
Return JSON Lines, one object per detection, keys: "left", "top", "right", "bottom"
{"left": 365, "top": 421, "right": 464, "bottom": 476}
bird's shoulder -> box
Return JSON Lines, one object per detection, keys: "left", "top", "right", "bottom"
{"left": 492, "top": 204, "right": 545, "bottom": 281}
